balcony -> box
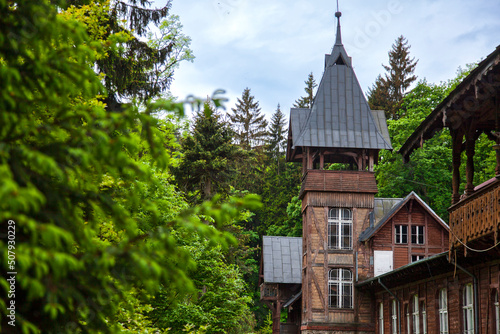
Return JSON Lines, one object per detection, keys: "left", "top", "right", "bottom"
{"left": 448, "top": 177, "right": 500, "bottom": 254}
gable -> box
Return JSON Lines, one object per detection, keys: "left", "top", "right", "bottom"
{"left": 359, "top": 192, "right": 449, "bottom": 242}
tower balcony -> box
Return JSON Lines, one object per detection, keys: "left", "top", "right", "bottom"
{"left": 448, "top": 176, "right": 500, "bottom": 255}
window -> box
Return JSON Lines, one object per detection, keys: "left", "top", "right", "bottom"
{"left": 391, "top": 300, "right": 398, "bottom": 334}
{"left": 412, "top": 226, "right": 425, "bottom": 244}
{"left": 439, "top": 289, "right": 449, "bottom": 334}
{"left": 411, "top": 255, "right": 425, "bottom": 263}
{"left": 395, "top": 225, "right": 408, "bottom": 244}
{"left": 328, "top": 208, "right": 352, "bottom": 250}
{"left": 379, "top": 302, "right": 384, "bottom": 334}
{"left": 463, "top": 283, "right": 474, "bottom": 334}
{"left": 328, "top": 268, "right": 353, "bottom": 308}
{"left": 412, "top": 295, "right": 420, "bottom": 334}
{"left": 406, "top": 304, "right": 411, "bottom": 334}
{"left": 495, "top": 290, "right": 499, "bottom": 334}
{"left": 421, "top": 302, "right": 427, "bottom": 334}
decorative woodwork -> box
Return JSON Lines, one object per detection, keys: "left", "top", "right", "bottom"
{"left": 449, "top": 176, "right": 500, "bottom": 254}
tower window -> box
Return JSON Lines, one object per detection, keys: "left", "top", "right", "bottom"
{"left": 328, "top": 268, "right": 353, "bottom": 308}
{"left": 328, "top": 208, "right": 352, "bottom": 250}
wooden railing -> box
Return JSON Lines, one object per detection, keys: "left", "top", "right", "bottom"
{"left": 448, "top": 177, "right": 500, "bottom": 250}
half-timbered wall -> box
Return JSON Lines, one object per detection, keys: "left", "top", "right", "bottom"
{"left": 301, "top": 182, "right": 376, "bottom": 333}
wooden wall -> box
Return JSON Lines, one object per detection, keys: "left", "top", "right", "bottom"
{"left": 369, "top": 199, "right": 449, "bottom": 274}
{"left": 302, "top": 187, "right": 376, "bottom": 332}
{"left": 374, "top": 260, "right": 500, "bottom": 334}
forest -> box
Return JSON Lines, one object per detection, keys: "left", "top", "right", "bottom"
{"left": 0, "top": 0, "right": 496, "bottom": 333}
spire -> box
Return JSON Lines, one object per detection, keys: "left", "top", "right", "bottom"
{"left": 335, "top": 1, "right": 342, "bottom": 45}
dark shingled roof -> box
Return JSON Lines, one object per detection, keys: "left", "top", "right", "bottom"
{"left": 289, "top": 15, "right": 392, "bottom": 151}
{"left": 262, "top": 236, "right": 302, "bottom": 284}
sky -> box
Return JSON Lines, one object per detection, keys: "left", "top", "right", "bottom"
{"left": 155, "top": 0, "right": 500, "bottom": 120}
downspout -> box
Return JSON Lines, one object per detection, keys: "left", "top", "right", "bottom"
{"left": 448, "top": 255, "right": 479, "bottom": 334}
{"left": 378, "top": 278, "right": 401, "bottom": 334}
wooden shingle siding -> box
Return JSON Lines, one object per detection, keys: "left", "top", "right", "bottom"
{"left": 300, "top": 170, "right": 379, "bottom": 198}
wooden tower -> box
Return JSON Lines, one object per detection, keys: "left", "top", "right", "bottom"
{"left": 286, "top": 9, "right": 392, "bottom": 334}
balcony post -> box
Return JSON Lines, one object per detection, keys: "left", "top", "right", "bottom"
{"left": 465, "top": 120, "right": 477, "bottom": 195}
{"left": 451, "top": 128, "right": 464, "bottom": 204}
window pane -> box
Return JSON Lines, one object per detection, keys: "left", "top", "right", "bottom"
{"left": 329, "top": 208, "right": 338, "bottom": 219}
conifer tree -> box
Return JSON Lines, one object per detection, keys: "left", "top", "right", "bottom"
{"left": 368, "top": 35, "right": 418, "bottom": 119}
{"left": 229, "top": 88, "right": 268, "bottom": 149}
{"left": 293, "top": 72, "right": 317, "bottom": 108}
{"left": 174, "top": 102, "right": 242, "bottom": 202}
{"left": 64, "top": 0, "right": 193, "bottom": 110}
{"left": 266, "top": 104, "right": 287, "bottom": 162}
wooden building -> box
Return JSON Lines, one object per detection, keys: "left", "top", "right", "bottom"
{"left": 358, "top": 45, "right": 500, "bottom": 333}
{"left": 262, "top": 6, "right": 500, "bottom": 334}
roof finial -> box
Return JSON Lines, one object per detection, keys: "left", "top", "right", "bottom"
{"left": 335, "top": 0, "right": 342, "bottom": 45}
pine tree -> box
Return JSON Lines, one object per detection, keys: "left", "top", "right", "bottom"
{"left": 65, "top": 0, "right": 193, "bottom": 110}
{"left": 229, "top": 88, "right": 268, "bottom": 149}
{"left": 293, "top": 72, "right": 317, "bottom": 108}
{"left": 266, "top": 104, "right": 287, "bottom": 162}
{"left": 174, "top": 102, "right": 242, "bottom": 202}
{"left": 368, "top": 35, "right": 418, "bottom": 119}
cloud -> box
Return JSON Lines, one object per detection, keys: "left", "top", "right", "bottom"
{"left": 166, "top": 0, "right": 500, "bottom": 120}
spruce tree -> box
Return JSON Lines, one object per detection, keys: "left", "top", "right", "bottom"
{"left": 229, "top": 88, "right": 268, "bottom": 149}
{"left": 174, "top": 102, "right": 242, "bottom": 202}
{"left": 293, "top": 72, "right": 317, "bottom": 108}
{"left": 368, "top": 35, "right": 418, "bottom": 119}
{"left": 266, "top": 104, "right": 288, "bottom": 162}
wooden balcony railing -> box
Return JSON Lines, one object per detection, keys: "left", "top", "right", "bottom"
{"left": 448, "top": 177, "right": 500, "bottom": 251}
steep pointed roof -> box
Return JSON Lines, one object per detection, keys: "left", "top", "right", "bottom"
{"left": 289, "top": 12, "right": 392, "bottom": 151}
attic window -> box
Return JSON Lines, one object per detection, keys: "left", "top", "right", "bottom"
{"left": 334, "top": 55, "right": 345, "bottom": 65}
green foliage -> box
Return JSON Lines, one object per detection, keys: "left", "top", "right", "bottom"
{"left": 0, "top": 1, "right": 261, "bottom": 332}
{"left": 368, "top": 35, "right": 418, "bottom": 120}
{"left": 266, "top": 104, "right": 287, "bottom": 163}
{"left": 149, "top": 239, "right": 256, "bottom": 334}
{"left": 266, "top": 194, "right": 302, "bottom": 237}
{"left": 375, "top": 80, "right": 452, "bottom": 219}
{"left": 63, "top": 0, "right": 193, "bottom": 109}
{"left": 375, "top": 62, "right": 495, "bottom": 221}
{"left": 173, "top": 102, "right": 244, "bottom": 203}
{"left": 293, "top": 72, "right": 317, "bottom": 109}
{"left": 229, "top": 88, "right": 268, "bottom": 149}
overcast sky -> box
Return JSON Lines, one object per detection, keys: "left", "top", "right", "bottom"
{"left": 156, "top": 0, "right": 500, "bottom": 120}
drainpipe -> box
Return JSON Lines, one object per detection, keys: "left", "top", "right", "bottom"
{"left": 378, "top": 278, "right": 401, "bottom": 334}
{"left": 448, "top": 255, "right": 479, "bottom": 334}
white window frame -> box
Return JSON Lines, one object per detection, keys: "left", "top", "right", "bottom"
{"left": 463, "top": 283, "right": 474, "bottom": 334}
{"left": 328, "top": 268, "right": 353, "bottom": 309}
{"left": 439, "top": 288, "right": 449, "bottom": 334}
{"left": 494, "top": 290, "right": 499, "bottom": 334}
{"left": 406, "top": 304, "right": 411, "bottom": 334}
{"left": 412, "top": 294, "right": 420, "bottom": 334}
{"left": 379, "top": 302, "right": 384, "bottom": 334}
{"left": 421, "top": 301, "right": 427, "bottom": 334}
{"left": 411, "top": 225, "right": 425, "bottom": 244}
{"left": 411, "top": 255, "right": 425, "bottom": 263}
{"left": 328, "top": 208, "right": 352, "bottom": 250}
{"left": 392, "top": 299, "right": 398, "bottom": 334}
{"left": 395, "top": 225, "right": 408, "bottom": 244}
